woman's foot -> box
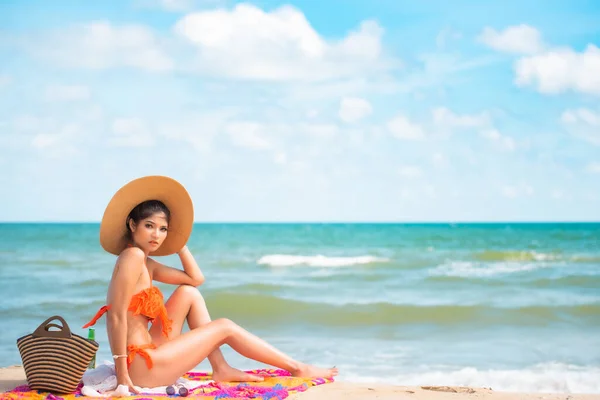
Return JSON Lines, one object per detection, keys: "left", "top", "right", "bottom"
{"left": 291, "top": 363, "right": 339, "bottom": 379}
{"left": 212, "top": 366, "right": 264, "bottom": 382}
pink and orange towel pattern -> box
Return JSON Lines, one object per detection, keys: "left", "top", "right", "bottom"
{"left": 2, "top": 368, "right": 334, "bottom": 399}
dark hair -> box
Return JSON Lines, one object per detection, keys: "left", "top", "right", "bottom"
{"left": 125, "top": 200, "right": 171, "bottom": 240}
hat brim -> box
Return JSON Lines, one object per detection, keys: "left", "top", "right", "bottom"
{"left": 99, "top": 176, "right": 194, "bottom": 256}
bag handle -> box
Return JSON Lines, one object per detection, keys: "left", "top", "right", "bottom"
{"left": 32, "top": 315, "right": 72, "bottom": 338}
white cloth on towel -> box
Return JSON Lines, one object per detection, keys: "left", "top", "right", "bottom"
{"left": 81, "top": 361, "right": 213, "bottom": 397}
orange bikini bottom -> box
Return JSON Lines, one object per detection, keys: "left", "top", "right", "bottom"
{"left": 127, "top": 343, "right": 157, "bottom": 369}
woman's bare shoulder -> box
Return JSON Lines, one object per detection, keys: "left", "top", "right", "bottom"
{"left": 118, "top": 246, "right": 146, "bottom": 260}
{"left": 112, "top": 247, "right": 146, "bottom": 277}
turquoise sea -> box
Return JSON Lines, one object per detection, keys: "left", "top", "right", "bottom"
{"left": 0, "top": 223, "right": 599, "bottom": 393}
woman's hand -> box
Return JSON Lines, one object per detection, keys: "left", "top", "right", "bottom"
{"left": 149, "top": 244, "right": 205, "bottom": 286}
{"left": 117, "top": 374, "right": 140, "bottom": 395}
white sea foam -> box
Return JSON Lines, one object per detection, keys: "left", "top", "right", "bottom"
{"left": 519, "top": 251, "right": 597, "bottom": 262}
{"left": 429, "top": 261, "right": 553, "bottom": 277}
{"left": 531, "top": 251, "right": 560, "bottom": 261}
{"left": 520, "top": 251, "right": 559, "bottom": 261}
{"left": 257, "top": 254, "right": 389, "bottom": 267}
{"left": 341, "top": 362, "right": 600, "bottom": 394}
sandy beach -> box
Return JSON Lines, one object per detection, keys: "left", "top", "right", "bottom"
{"left": 2, "top": 365, "right": 599, "bottom": 400}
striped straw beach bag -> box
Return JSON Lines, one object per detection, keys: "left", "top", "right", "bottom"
{"left": 16, "top": 315, "right": 99, "bottom": 394}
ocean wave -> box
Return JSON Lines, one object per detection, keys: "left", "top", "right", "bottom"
{"left": 473, "top": 250, "right": 560, "bottom": 262}
{"left": 204, "top": 292, "right": 599, "bottom": 326}
{"left": 429, "top": 261, "right": 553, "bottom": 277}
{"left": 344, "top": 362, "right": 600, "bottom": 394}
{"left": 1, "top": 298, "right": 104, "bottom": 318}
{"left": 427, "top": 274, "right": 600, "bottom": 288}
{"left": 473, "top": 250, "right": 600, "bottom": 263}
{"left": 530, "top": 275, "right": 600, "bottom": 288}
{"left": 571, "top": 254, "right": 600, "bottom": 263}
{"left": 218, "top": 282, "right": 311, "bottom": 293}
{"left": 77, "top": 278, "right": 109, "bottom": 288}
{"left": 257, "top": 254, "right": 389, "bottom": 267}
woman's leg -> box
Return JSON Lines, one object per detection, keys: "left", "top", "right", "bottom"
{"left": 148, "top": 285, "right": 262, "bottom": 382}
{"left": 130, "top": 318, "right": 338, "bottom": 387}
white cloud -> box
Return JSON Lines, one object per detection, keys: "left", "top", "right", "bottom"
{"left": 338, "top": 97, "right": 373, "bottom": 123}
{"left": 400, "top": 53, "right": 497, "bottom": 94}
{"left": 387, "top": 107, "right": 496, "bottom": 141}
{"left": 432, "top": 107, "right": 491, "bottom": 129}
{"left": 549, "top": 188, "right": 579, "bottom": 201}
{"left": 480, "top": 129, "right": 516, "bottom": 151}
{"left": 8, "top": 107, "right": 102, "bottom": 157}
{"left": 431, "top": 107, "right": 495, "bottom": 139}
{"left": 13, "top": 115, "right": 41, "bottom": 132}
{"left": 306, "top": 109, "right": 319, "bottom": 119}
{"left": 135, "top": 0, "right": 222, "bottom": 12}
{"left": 398, "top": 184, "right": 437, "bottom": 202}
{"left": 22, "top": 4, "right": 399, "bottom": 97}
{"left": 423, "top": 184, "right": 436, "bottom": 198}
{"left": 159, "top": 0, "right": 194, "bottom": 11}
{"left": 37, "top": 21, "right": 173, "bottom": 72}
{"left": 561, "top": 108, "right": 600, "bottom": 125}
{"left": 45, "top": 85, "right": 91, "bottom": 101}
{"left": 501, "top": 183, "right": 534, "bottom": 199}
{"left": 478, "top": 25, "right": 600, "bottom": 96}
{"left": 397, "top": 165, "right": 423, "bottom": 178}
{"left": 158, "top": 109, "right": 236, "bottom": 152}
{"left": 432, "top": 153, "right": 448, "bottom": 168}
{"left": 225, "top": 121, "right": 272, "bottom": 150}
{"left": 436, "top": 28, "right": 462, "bottom": 48}
{"left": 501, "top": 186, "right": 518, "bottom": 198}
{"left": 273, "top": 152, "right": 287, "bottom": 164}
{"left": 283, "top": 77, "right": 399, "bottom": 104}
{"left": 303, "top": 123, "right": 339, "bottom": 137}
{"left": 561, "top": 108, "right": 600, "bottom": 145}
{"left": 29, "top": 122, "right": 86, "bottom": 158}
{"left": 514, "top": 44, "right": 600, "bottom": 96}
{"left": 32, "top": 134, "right": 60, "bottom": 149}
{"left": 478, "top": 24, "right": 544, "bottom": 55}
{"left": 32, "top": 123, "right": 78, "bottom": 149}
{"left": 0, "top": 75, "right": 11, "bottom": 88}
{"left": 111, "top": 117, "right": 154, "bottom": 147}
{"left": 174, "top": 4, "right": 392, "bottom": 81}
{"left": 387, "top": 114, "right": 425, "bottom": 140}
{"left": 585, "top": 162, "right": 600, "bottom": 174}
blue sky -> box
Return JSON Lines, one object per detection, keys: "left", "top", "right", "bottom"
{"left": 0, "top": 0, "right": 598, "bottom": 222}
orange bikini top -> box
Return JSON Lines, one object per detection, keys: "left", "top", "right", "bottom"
{"left": 82, "top": 286, "right": 172, "bottom": 338}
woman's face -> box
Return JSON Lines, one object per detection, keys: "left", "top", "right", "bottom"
{"left": 130, "top": 211, "right": 169, "bottom": 253}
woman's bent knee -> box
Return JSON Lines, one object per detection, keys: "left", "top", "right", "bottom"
{"left": 212, "top": 318, "right": 236, "bottom": 335}
{"left": 174, "top": 284, "right": 203, "bottom": 301}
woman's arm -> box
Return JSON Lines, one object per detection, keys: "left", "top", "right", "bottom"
{"left": 106, "top": 247, "right": 144, "bottom": 389}
{"left": 149, "top": 245, "right": 205, "bottom": 286}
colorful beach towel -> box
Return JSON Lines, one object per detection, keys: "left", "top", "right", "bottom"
{"left": 2, "top": 368, "right": 333, "bottom": 400}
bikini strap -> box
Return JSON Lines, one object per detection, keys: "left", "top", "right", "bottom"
{"left": 127, "top": 343, "right": 157, "bottom": 369}
{"left": 82, "top": 305, "right": 111, "bottom": 329}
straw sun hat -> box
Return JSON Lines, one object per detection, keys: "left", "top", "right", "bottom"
{"left": 99, "top": 175, "right": 194, "bottom": 256}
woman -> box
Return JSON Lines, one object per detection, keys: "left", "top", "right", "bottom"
{"left": 83, "top": 176, "right": 338, "bottom": 393}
